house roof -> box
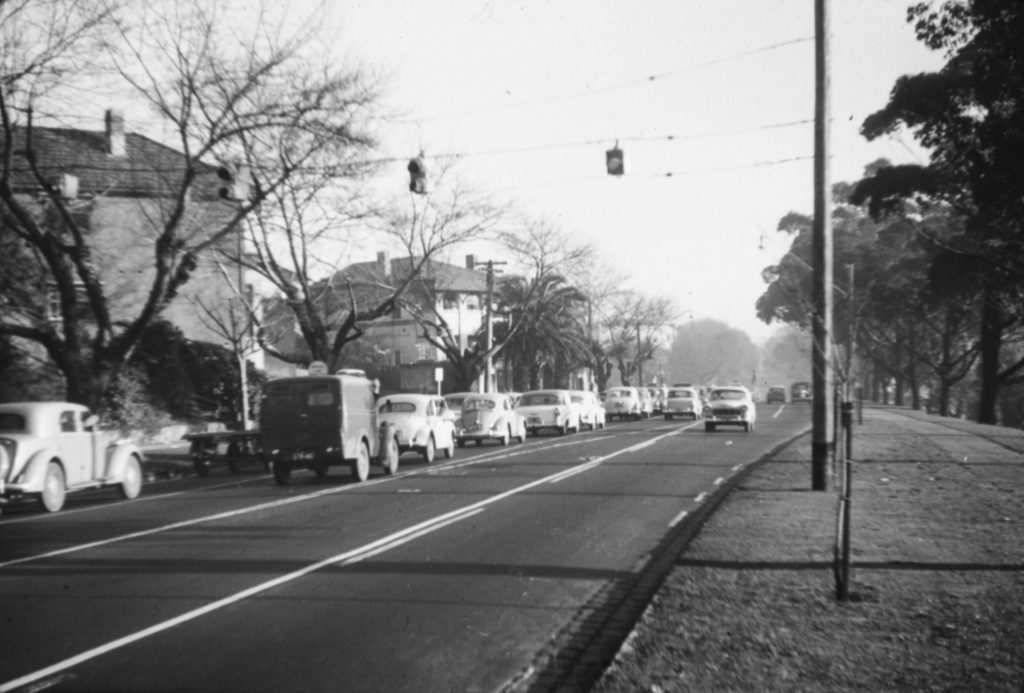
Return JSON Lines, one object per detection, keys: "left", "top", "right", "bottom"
{"left": 4, "top": 122, "right": 221, "bottom": 200}
{"left": 334, "top": 257, "right": 487, "bottom": 293}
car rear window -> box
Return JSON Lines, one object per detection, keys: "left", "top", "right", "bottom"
{"left": 380, "top": 401, "right": 416, "bottom": 413}
{"left": 464, "top": 398, "right": 496, "bottom": 411}
{"left": 520, "top": 394, "right": 560, "bottom": 406}
{"left": 0, "top": 413, "right": 26, "bottom": 431}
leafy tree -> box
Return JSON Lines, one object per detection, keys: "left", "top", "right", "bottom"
{"left": 853, "top": 1, "right": 1024, "bottom": 422}
{"left": 667, "top": 319, "right": 759, "bottom": 387}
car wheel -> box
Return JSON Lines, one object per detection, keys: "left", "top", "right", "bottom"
{"left": 422, "top": 436, "right": 436, "bottom": 464}
{"left": 40, "top": 461, "right": 66, "bottom": 512}
{"left": 273, "top": 461, "right": 292, "bottom": 485}
{"left": 559, "top": 422, "right": 568, "bottom": 436}
{"left": 517, "top": 424, "right": 526, "bottom": 444}
{"left": 705, "top": 423, "right": 716, "bottom": 433}
{"left": 444, "top": 436, "right": 455, "bottom": 459}
{"left": 193, "top": 458, "right": 210, "bottom": 477}
{"left": 500, "top": 427, "right": 510, "bottom": 446}
{"left": 457, "top": 438, "right": 466, "bottom": 448}
{"left": 226, "top": 441, "right": 242, "bottom": 474}
{"left": 312, "top": 460, "right": 329, "bottom": 479}
{"left": 381, "top": 435, "right": 400, "bottom": 475}
{"left": 351, "top": 441, "right": 371, "bottom": 481}
{"left": 119, "top": 455, "right": 143, "bottom": 500}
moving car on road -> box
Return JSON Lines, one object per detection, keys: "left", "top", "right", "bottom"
{"left": 791, "top": 381, "right": 812, "bottom": 402}
{"left": 704, "top": 385, "right": 757, "bottom": 433}
{"left": 0, "top": 401, "right": 143, "bottom": 513}
{"left": 379, "top": 394, "right": 457, "bottom": 463}
{"left": 457, "top": 393, "right": 526, "bottom": 447}
{"left": 516, "top": 389, "right": 580, "bottom": 436}
{"left": 664, "top": 387, "right": 703, "bottom": 420}
{"left": 766, "top": 386, "right": 787, "bottom": 404}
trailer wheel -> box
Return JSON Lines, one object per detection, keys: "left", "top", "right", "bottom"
{"left": 351, "top": 441, "right": 371, "bottom": 482}
{"left": 273, "top": 461, "right": 292, "bottom": 485}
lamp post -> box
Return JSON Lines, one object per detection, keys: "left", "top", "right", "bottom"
{"left": 481, "top": 259, "right": 506, "bottom": 393}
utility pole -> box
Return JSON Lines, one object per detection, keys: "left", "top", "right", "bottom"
{"left": 636, "top": 320, "right": 644, "bottom": 387}
{"left": 811, "top": 0, "right": 834, "bottom": 491}
{"left": 483, "top": 259, "right": 506, "bottom": 392}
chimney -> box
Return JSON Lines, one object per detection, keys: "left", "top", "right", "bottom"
{"left": 377, "top": 251, "right": 390, "bottom": 277}
{"left": 105, "top": 109, "right": 125, "bottom": 157}
{"left": 465, "top": 254, "right": 476, "bottom": 271}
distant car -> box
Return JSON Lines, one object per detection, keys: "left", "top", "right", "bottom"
{"left": 516, "top": 389, "right": 580, "bottom": 436}
{"left": 378, "top": 394, "right": 456, "bottom": 463}
{"left": 704, "top": 385, "right": 757, "bottom": 433}
{"left": 571, "top": 390, "right": 606, "bottom": 431}
{"left": 791, "top": 382, "right": 812, "bottom": 402}
{"left": 603, "top": 386, "right": 643, "bottom": 421}
{"left": 457, "top": 393, "right": 526, "bottom": 447}
{"left": 0, "top": 401, "right": 144, "bottom": 513}
{"left": 664, "top": 387, "right": 703, "bottom": 421}
{"left": 637, "top": 388, "right": 655, "bottom": 419}
{"left": 647, "top": 386, "right": 668, "bottom": 416}
{"left": 766, "top": 386, "right": 787, "bottom": 404}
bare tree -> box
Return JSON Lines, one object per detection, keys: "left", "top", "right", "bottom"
{"left": 0, "top": 0, "right": 379, "bottom": 407}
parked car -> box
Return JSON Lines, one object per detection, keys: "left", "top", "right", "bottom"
{"left": 664, "top": 387, "right": 703, "bottom": 420}
{"left": 571, "top": 390, "right": 606, "bottom": 431}
{"left": 261, "top": 371, "right": 399, "bottom": 484}
{"left": 766, "top": 386, "right": 787, "bottom": 404}
{"left": 443, "top": 391, "right": 475, "bottom": 435}
{"left": 637, "top": 388, "right": 655, "bottom": 419}
{"left": 457, "top": 393, "right": 527, "bottom": 446}
{"left": 647, "top": 386, "right": 668, "bottom": 415}
{"left": 516, "top": 389, "right": 580, "bottom": 436}
{"left": 791, "top": 381, "right": 812, "bottom": 402}
{"left": 378, "top": 394, "right": 457, "bottom": 463}
{"left": 0, "top": 401, "right": 144, "bottom": 513}
{"left": 603, "top": 386, "right": 643, "bottom": 421}
{"left": 704, "top": 385, "right": 757, "bottom": 433}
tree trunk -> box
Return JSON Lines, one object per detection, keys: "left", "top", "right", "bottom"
{"left": 977, "top": 292, "right": 1002, "bottom": 424}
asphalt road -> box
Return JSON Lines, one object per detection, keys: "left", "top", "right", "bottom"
{"left": 0, "top": 404, "right": 810, "bottom": 692}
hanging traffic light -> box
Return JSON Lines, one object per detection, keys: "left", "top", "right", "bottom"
{"left": 606, "top": 142, "right": 624, "bottom": 176}
{"left": 408, "top": 153, "right": 427, "bottom": 194}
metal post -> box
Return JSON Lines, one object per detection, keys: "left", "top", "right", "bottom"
{"left": 485, "top": 261, "right": 494, "bottom": 393}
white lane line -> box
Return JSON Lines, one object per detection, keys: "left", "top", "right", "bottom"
{"left": 0, "top": 437, "right": 604, "bottom": 569}
{"left": 732, "top": 463, "right": 744, "bottom": 472}
{"left": 0, "top": 507, "right": 483, "bottom": 693}
{"left": 713, "top": 477, "right": 725, "bottom": 486}
{"left": 773, "top": 405, "right": 786, "bottom": 418}
{"left": 546, "top": 427, "right": 682, "bottom": 484}
{"left": 668, "top": 509, "right": 689, "bottom": 527}
{"left": 694, "top": 491, "right": 709, "bottom": 504}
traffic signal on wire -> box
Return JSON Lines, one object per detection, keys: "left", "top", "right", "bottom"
{"left": 408, "top": 153, "right": 427, "bottom": 194}
{"left": 606, "top": 142, "right": 624, "bottom": 176}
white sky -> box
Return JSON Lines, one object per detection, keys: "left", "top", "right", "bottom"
{"left": 320, "top": 0, "right": 944, "bottom": 342}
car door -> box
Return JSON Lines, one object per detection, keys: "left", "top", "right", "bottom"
{"left": 56, "top": 408, "right": 93, "bottom": 485}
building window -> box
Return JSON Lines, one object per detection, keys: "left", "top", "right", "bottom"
{"left": 465, "top": 294, "right": 479, "bottom": 310}
{"left": 442, "top": 291, "right": 458, "bottom": 310}
{"left": 415, "top": 340, "right": 430, "bottom": 362}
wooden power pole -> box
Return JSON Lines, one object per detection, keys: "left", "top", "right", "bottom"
{"left": 812, "top": 0, "right": 834, "bottom": 491}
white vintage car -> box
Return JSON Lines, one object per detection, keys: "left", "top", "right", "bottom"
{"left": 664, "top": 387, "right": 703, "bottom": 421}
{"left": 457, "top": 393, "right": 527, "bottom": 447}
{"left": 704, "top": 386, "right": 757, "bottom": 433}
{"left": 571, "top": 390, "right": 606, "bottom": 430}
{"left": 515, "top": 389, "right": 580, "bottom": 436}
{"left": 603, "top": 386, "right": 643, "bottom": 421}
{"left": 378, "top": 394, "right": 457, "bottom": 463}
{"left": 0, "top": 401, "right": 144, "bottom": 513}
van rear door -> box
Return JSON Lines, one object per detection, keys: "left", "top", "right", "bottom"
{"left": 261, "top": 378, "right": 342, "bottom": 454}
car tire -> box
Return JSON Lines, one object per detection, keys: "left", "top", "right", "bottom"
{"left": 705, "top": 423, "right": 716, "bottom": 433}
{"left": 517, "top": 425, "right": 526, "bottom": 444}
{"left": 559, "top": 422, "right": 568, "bottom": 436}
{"left": 226, "top": 441, "right": 242, "bottom": 474}
{"left": 273, "top": 461, "right": 292, "bottom": 485}
{"left": 193, "top": 458, "right": 210, "bottom": 477}
{"left": 119, "top": 455, "right": 143, "bottom": 500}
{"left": 351, "top": 441, "right": 371, "bottom": 481}
{"left": 422, "top": 436, "right": 436, "bottom": 464}
{"left": 382, "top": 435, "right": 400, "bottom": 475}
{"left": 457, "top": 438, "right": 466, "bottom": 448}
{"left": 312, "top": 461, "right": 329, "bottom": 479}
{"left": 444, "top": 436, "right": 455, "bottom": 458}
{"left": 40, "top": 461, "right": 66, "bottom": 512}
{"left": 500, "top": 427, "right": 510, "bottom": 446}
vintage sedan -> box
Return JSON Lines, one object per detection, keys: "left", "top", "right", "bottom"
{"left": 766, "top": 386, "right": 788, "bottom": 404}
{"left": 378, "top": 394, "right": 457, "bottom": 463}
{"left": 704, "top": 385, "right": 757, "bottom": 433}
{"left": 571, "top": 390, "right": 606, "bottom": 430}
{"left": 0, "top": 401, "right": 144, "bottom": 513}
{"left": 457, "top": 393, "right": 527, "bottom": 446}
{"left": 603, "top": 386, "right": 643, "bottom": 421}
{"left": 664, "top": 387, "right": 703, "bottom": 420}
{"left": 515, "top": 389, "right": 580, "bottom": 436}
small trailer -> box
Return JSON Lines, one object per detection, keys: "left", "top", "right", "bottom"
{"left": 182, "top": 429, "right": 266, "bottom": 477}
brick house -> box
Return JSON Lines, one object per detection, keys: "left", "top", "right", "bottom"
{"left": 3, "top": 109, "right": 256, "bottom": 351}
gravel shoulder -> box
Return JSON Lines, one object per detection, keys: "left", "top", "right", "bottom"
{"left": 594, "top": 405, "right": 1024, "bottom": 693}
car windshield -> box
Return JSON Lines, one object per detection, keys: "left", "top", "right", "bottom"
{"left": 669, "top": 390, "right": 694, "bottom": 398}
{"left": 0, "top": 413, "right": 26, "bottom": 431}
{"left": 464, "top": 398, "right": 496, "bottom": 411}
{"left": 608, "top": 390, "right": 632, "bottom": 398}
{"left": 711, "top": 390, "right": 746, "bottom": 401}
{"left": 520, "top": 393, "right": 560, "bottom": 406}
{"left": 379, "top": 401, "right": 417, "bottom": 413}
